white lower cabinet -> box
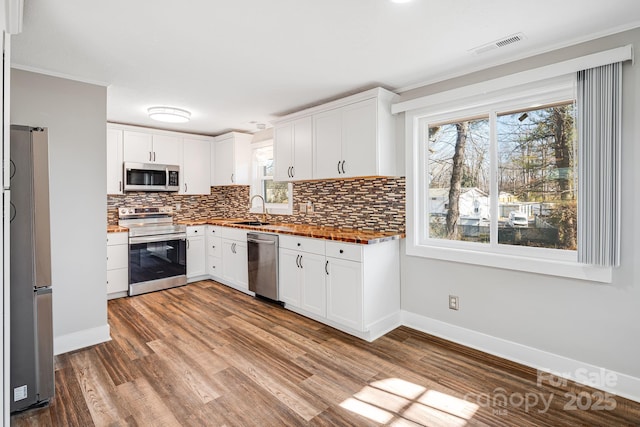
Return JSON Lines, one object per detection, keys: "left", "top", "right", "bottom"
{"left": 219, "top": 227, "right": 249, "bottom": 293}
{"left": 325, "top": 256, "right": 363, "bottom": 331}
{"left": 279, "top": 237, "right": 326, "bottom": 317}
{"left": 279, "top": 236, "right": 400, "bottom": 341}
{"left": 206, "top": 226, "right": 222, "bottom": 280}
{"left": 106, "top": 232, "right": 129, "bottom": 298}
{"left": 187, "top": 226, "right": 206, "bottom": 280}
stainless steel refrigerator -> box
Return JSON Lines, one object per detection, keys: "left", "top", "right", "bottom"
{"left": 9, "top": 125, "right": 54, "bottom": 413}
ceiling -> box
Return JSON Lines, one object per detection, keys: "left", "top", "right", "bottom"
{"left": 10, "top": 0, "right": 640, "bottom": 136}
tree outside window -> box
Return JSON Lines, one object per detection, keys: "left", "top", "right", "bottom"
{"left": 425, "top": 101, "right": 577, "bottom": 251}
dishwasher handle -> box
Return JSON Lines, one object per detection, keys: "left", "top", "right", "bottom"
{"left": 247, "top": 238, "right": 276, "bottom": 245}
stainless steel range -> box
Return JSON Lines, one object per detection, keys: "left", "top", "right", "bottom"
{"left": 118, "top": 206, "right": 187, "bottom": 296}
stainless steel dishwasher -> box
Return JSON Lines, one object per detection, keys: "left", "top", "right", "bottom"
{"left": 247, "top": 232, "right": 279, "bottom": 301}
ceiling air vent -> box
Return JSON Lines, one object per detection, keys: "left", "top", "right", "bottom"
{"left": 470, "top": 33, "right": 526, "bottom": 55}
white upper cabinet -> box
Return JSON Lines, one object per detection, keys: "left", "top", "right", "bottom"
{"left": 211, "top": 132, "right": 252, "bottom": 186}
{"left": 274, "top": 116, "right": 313, "bottom": 181}
{"left": 313, "top": 108, "right": 343, "bottom": 179}
{"left": 314, "top": 95, "right": 395, "bottom": 179}
{"left": 106, "top": 127, "right": 123, "bottom": 194}
{"left": 272, "top": 87, "right": 397, "bottom": 181}
{"left": 109, "top": 123, "right": 211, "bottom": 194}
{"left": 123, "top": 130, "right": 182, "bottom": 165}
{"left": 182, "top": 138, "right": 211, "bottom": 195}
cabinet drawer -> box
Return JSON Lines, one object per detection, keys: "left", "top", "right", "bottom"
{"left": 107, "top": 245, "right": 128, "bottom": 270}
{"left": 187, "top": 225, "right": 206, "bottom": 236}
{"left": 208, "top": 225, "right": 223, "bottom": 236}
{"left": 325, "top": 241, "right": 363, "bottom": 262}
{"left": 207, "top": 236, "right": 222, "bottom": 258}
{"left": 208, "top": 256, "right": 221, "bottom": 278}
{"left": 279, "top": 235, "right": 325, "bottom": 254}
{"left": 107, "top": 268, "right": 128, "bottom": 294}
{"left": 107, "top": 232, "right": 128, "bottom": 246}
{"left": 219, "top": 226, "right": 248, "bottom": 241}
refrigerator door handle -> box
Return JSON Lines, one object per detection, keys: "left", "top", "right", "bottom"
{"left": 35, "top": 287, "right": 54, "bottom": 402}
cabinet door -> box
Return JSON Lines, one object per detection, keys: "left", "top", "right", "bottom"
{"left": 214, "top": 138, "right": 234, "bottom": 185}
{"left": 106, "top": 128, "right": 123, "bottom": 194}
{"left": 278, "top": 248, "right": 301, "bottom": 307}
{"left": 299, "top": 252, "right": 326, "bottom": 317}
{"left": 152, "top": 134, "right": 182, "bottom": 165}
{"left": 313, "top": 109, "right": 343, "bottom": 179}
{"left": 221, "top": 239, "right": 248, "bottom": 291}
{"left": 274, "top": 123, "right": 294, "bottom": 182}
{"left": 342, "top": 99, "right": 377, "bottom": 178}
{"left": 326, "top": 257, "right": 363, "bottom": 331}
{"left": 187, "top": 236, "right": 206, "bottom": 278}
{"left": 123, "top": 130, "right": 153, "bottom": 163}
{"left": 292, "top": 116, "right": 313, "bottom": 180}
{"left": 234, "top": 240, "right": 248, "bottom": 291}
{"left": 183, "top": 138, "right": 211, "bottom": 194}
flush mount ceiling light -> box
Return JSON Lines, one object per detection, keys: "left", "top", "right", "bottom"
{"left": 390, "top": 0, "right": 413, "bottom": 3}
{"left": 147, "top": 106, "right": 191, "bottom": 123}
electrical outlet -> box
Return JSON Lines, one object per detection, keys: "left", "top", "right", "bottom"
{"left": 449, "top": 295, "right": 459, "bottom": 310}
{"left": 306, "top": 201, "right": 314, "bottom": 213}
{"left": 299, "top": 203, "right": 307, "bottom": 213}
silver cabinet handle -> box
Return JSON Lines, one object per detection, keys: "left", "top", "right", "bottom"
{"left": 325, "top": 260, "right": 329, "bottom": 275}
{"left": 187, "top": 239, "right": 190, "bottom": 250}
{"left": 231, "top": 173, "right": 235, "bottom": 183}
{"left": 149, "top": 151, "right": 152, "bottom": 161}
{"left": 184, "top": 183, "right": 188, "bottom": 193}
{"left": 341, "top": 160, "right": 346, "bottom": 174}
{"left": 296, "top": 254, "right": 300, "bottom": 268}
{"left": 153, "top": 152, "right": 156, "bottom": 162}
{"left": 299, "top": 255, "right": 303, "bottom": 269}
{"left": 337, "top": 161, "right": 341, "bottom": 174}
{"left": 291, "top": 166, "right": 294, "bottom": 178}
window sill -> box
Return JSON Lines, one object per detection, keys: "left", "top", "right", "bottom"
{"left": 406, "top": 243, "right": 612, "bottom": 283}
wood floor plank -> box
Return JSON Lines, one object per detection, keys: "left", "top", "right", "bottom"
{"left": 116, "top": 378, "right": 182, "bottom": 427}
{"left": 146, "top": 339, "right": 221, "bottom": 404}
{"left": 69, "top": 348, "right": 132, "bottom": 426}
{"left": 11, "top": 280, "right": 640, "bottom": 426}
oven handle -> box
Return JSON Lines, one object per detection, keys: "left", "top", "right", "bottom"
{"left": 129, "top": 233, "right": 187, "bottom": 244}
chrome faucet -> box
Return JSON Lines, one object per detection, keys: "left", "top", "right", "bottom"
{"left": 249, "top": 194, "right": 267, "bottom": 223}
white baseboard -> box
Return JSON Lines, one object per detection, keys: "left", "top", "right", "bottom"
{"left": 367, "top": 312, "right": 402, "bottom": 342}
{"left": 401, "top": 311, "right": 640, "bottom": 404}
{"left": 54, "top": 324, "right": 111, "bottom": 355}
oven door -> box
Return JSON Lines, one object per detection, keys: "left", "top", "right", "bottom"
{"left": 128, "top": 233, "right": 187, "bottom": 295}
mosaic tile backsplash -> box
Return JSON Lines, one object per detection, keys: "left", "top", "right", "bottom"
{"left": 107, "top": 177, "right": 405, "bottom": 233}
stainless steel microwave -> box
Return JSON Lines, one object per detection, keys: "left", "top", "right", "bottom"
{"left": 124, "top": 162, "right": 180, "bottom": 192}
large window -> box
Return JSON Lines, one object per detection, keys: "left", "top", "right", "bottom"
{"left": 407, "top": 78, "right": 610, "bottom": 280}
{"left": 251, "top": 142, "right": 293, "bottom": 214}
{"left": 426, "top": 102, "right": 577, "bottom": 252}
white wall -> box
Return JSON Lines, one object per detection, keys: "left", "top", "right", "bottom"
{"left": 10, "top": 69, "right": 109, "bottom": 353}
{"left": 399, "top": 28, "right": 640, "bottom": 401}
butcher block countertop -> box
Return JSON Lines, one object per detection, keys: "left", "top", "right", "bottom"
{"left": 108, "top": 219, "right": 403, "bottom": 244}
{"left": 107, "top": 225, "right": 129, "bottom": 233}
{"left": 177, "top": 218, "right": 404, "bottom": 245}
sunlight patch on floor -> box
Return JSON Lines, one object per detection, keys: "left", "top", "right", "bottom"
{"left": 340, "top": 378, "right": 479, "bottom": 426}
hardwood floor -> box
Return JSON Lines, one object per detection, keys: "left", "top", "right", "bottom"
{"left": 11, "top": 280, "right": 640, "bottom": 426}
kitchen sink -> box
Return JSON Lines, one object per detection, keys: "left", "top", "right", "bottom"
{"left": 232, "top": 221, "right": 270, "bottom": 226}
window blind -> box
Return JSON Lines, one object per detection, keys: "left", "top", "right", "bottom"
{"left": 577, "top": 62, "right": 622, "bottom": 267}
